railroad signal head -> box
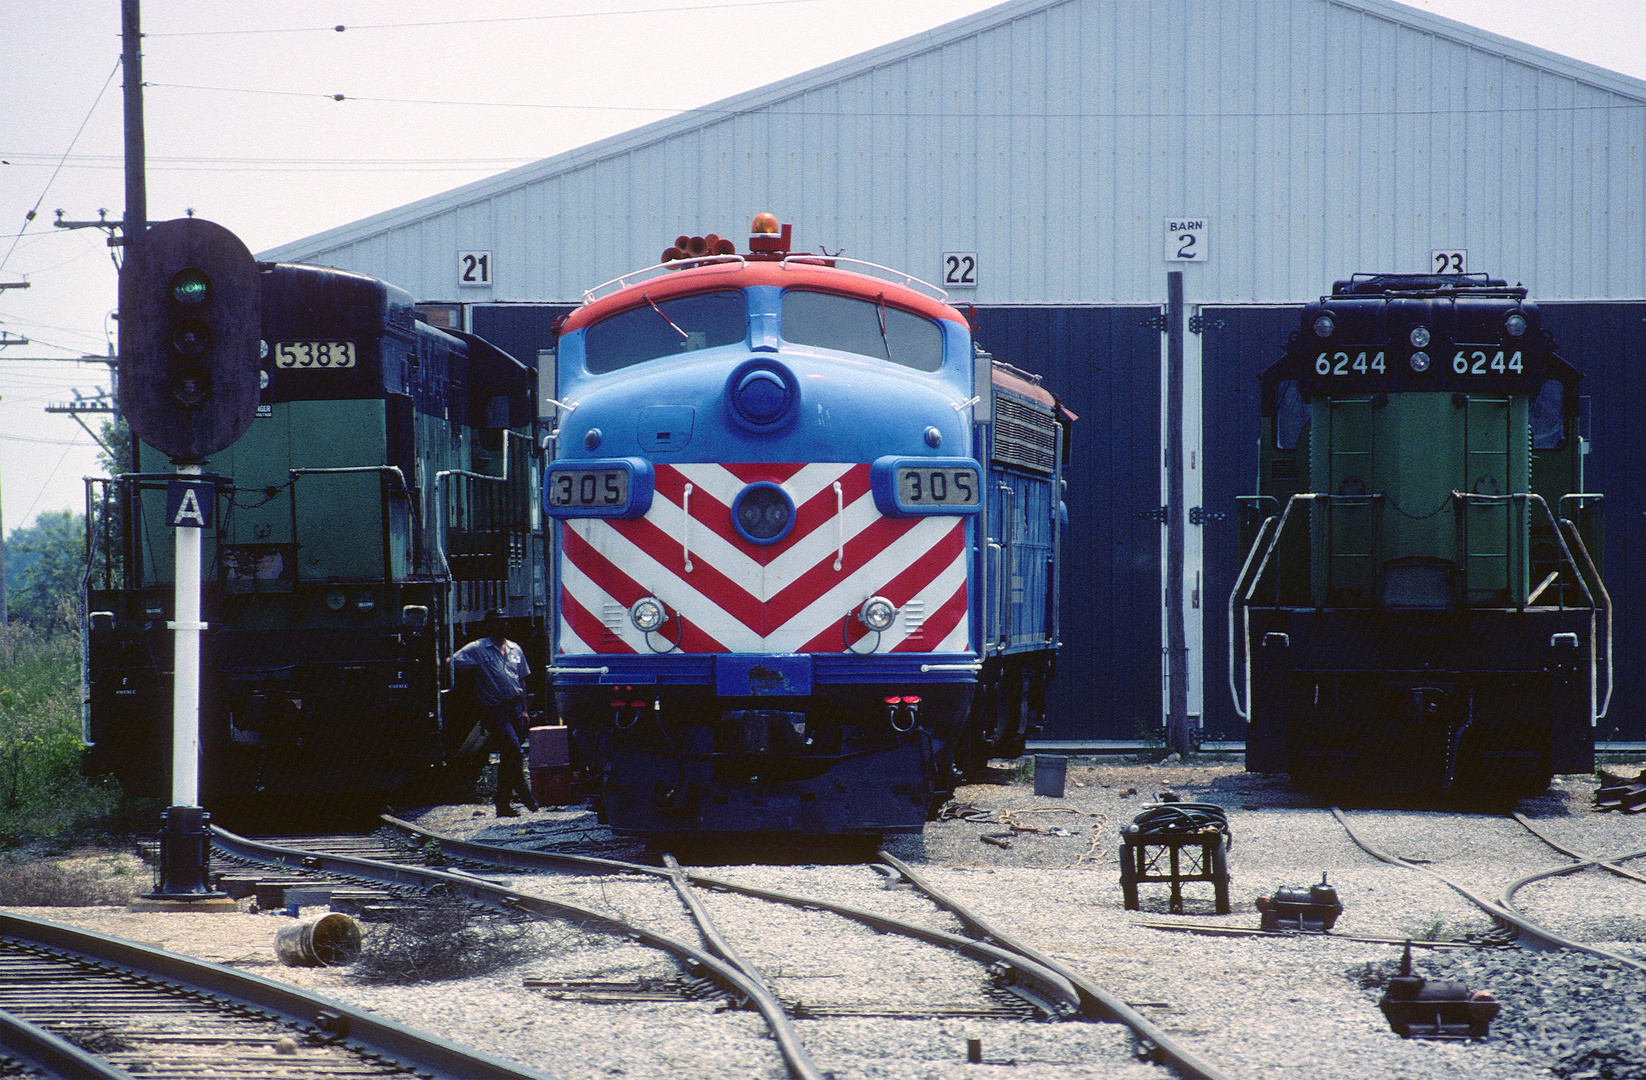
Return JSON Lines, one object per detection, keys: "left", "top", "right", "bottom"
{"left": 118, "top": 217, "right": 262, "bottom": 462}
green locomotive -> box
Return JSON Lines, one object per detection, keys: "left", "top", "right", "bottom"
{"left": 1230, "top": 274, "right": 1609, "bottom": 794}
{"left": 83, "top": 262, "right": 546, "bottom": 811}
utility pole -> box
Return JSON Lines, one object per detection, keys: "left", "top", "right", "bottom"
{"left": 122, "top": 0, "right": 146, "bottom": 252}
{"left": 1164, "top": 271, "right": 1191, "bottom": 759}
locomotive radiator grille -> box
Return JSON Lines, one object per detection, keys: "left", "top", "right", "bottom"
{"left": 558, "top": 462, "right": 970, "bottom": 655}
{"left": 991, "top": 394, "right": 1057, "bottom": 475}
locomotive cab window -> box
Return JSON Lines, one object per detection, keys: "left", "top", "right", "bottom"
{"left": 583, "top": 290, "right": 746, "bottom": 374}
{"left": 1274, "top": 379, "right": 1308, "bottom": 450}
{"left": 780, "top": 289, "right": 945, "bottom": 371}
{"left": 1530, "top": 379, "right": 1566, "bottom": 451}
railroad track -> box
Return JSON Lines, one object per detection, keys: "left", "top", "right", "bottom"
{"left": 211, "top": 821, "right": 1234, "bottom": 1080}
{"left": 0, "top": 908, "right": 559, "bottom": 1080}
{"left": 1332, "top": 806, "right": 1646, "bottom": 974}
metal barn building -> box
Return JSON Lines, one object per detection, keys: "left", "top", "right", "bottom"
{"left": 261, "top": 0, "right": 1646, "bottom": 743}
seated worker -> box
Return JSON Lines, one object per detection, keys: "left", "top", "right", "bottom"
{"left": 450, "top": 608, "right": 539, "bottom": 817}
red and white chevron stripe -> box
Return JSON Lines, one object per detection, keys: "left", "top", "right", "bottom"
{"left": 558, "top": 463, "right": 970, "bottom": 656}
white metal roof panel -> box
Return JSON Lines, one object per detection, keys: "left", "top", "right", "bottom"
{"left": 258, "top": 0, "right": 1646, "bottom": 304}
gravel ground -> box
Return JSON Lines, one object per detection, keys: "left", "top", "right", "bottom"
{"left": 13, "top": 760, "right": 1646, "bottom": 1080}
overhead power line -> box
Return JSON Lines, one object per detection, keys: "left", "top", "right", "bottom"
{"left": 1, "top": 58, "right": 121, "bottom": 274}
{"left": 144, "top": 0, "right": 832, "bottom": 37}
{"left": 143, "top": 81, "right": 1646, "bottom": 120}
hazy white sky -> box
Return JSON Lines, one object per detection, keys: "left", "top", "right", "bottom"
{"left": 1, "top": 0, "right": 1643, "bottom": 530}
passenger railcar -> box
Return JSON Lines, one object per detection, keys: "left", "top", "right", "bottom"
{"left": 1229, "top": 273, "right": 1609, "bottom": 795}
{"left": 545, "top": 217, "right": 1069, "bottom": 836}
{"left": 83, "top": 262, "right": 546, "bottom": 809}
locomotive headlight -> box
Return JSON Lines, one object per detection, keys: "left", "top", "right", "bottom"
{"left": 325, "top": 589, "right": 347, "bottom": 611}
{"left": 859, "top": 595, "right": 897, "bottom": 632}
{"left": 1409, "top": 351, "right": 1432, "bottom": 373}
{"left": 1409, "top": 325, "right": 1431, "bottom": 348}
{"left": 1312, "top": 314, "right": 1335, "bottom": 339}
{"left": 1504, "top": 312, "right": 1528, "bottom": 339}
{"left": 355, "top": 593, "right": 376, "bottom": 613}
{"left": 629, "top": 596, "right": 666, "bottom": 633}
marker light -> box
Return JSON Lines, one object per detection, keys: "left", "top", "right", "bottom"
{"left": 1313, "top": 314, "right": 1335, "bottom": 339}
{"left": 1504, "top": 312, "right": 1528, "bottom": 339}
{"left": 1409, "top": 351, "right": 1431, "bottom": 373}
{"left": 629, "top": 596, "right": 666, "bottom": 633}
{"left": 1409, "top": 325, "right": 1431, "bottom": 348}
{"left": 859, "top": 596, "right": 897, "bottom": 632}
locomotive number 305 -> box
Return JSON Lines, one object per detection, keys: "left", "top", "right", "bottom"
{"left": 548, "top": 468, "right": 629, "bottom": 507}
{"left": 897, "top": 466, "right": 980, "bottom": 506}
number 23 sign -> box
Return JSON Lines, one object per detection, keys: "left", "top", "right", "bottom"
{"left": 1165, "top": 219, "right": 1208, "bottom": 262}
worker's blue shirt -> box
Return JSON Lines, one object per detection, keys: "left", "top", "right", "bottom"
{"left": 451, "top": 635, "right": 530, "bottom": 707}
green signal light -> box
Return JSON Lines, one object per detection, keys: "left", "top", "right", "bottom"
{"left": 169, "top": 268, "right": 210, "bottom": 307}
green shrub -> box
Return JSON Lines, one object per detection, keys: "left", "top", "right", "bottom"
{"left": 0, "top": 623, "right": 125, "bottom": 846}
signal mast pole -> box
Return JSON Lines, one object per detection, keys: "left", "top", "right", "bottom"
{"left": 122, "top": 0, "right": 229, "bottom": 907}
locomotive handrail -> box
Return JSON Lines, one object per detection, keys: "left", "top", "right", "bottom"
{"left": 431, "top": 430, "right": 537, "bottom": 665}
{"left": 1234, "top": 493, "right": 1281, "bottom": 518}
{"left": 1560, "top": 518, "right": 1614, "bottom": 721}
{"left": 1447, "top": 492, "right": 1597, "bottom": 612}
{"left": 1456, "top": 491, "right": 1609, "bottom": 726}
{"left": 780, "top": 255, "right": 949, "bottom": 302}
{"left": 580, "top": 255, "right": 745, "bottom": 304}
{"left": 1226, "top": 512, "right": 1281, "bottom": 719}
{"left": 288, "top": 466, "right": 407, "bottom": 590}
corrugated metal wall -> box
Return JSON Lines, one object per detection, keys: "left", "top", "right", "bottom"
{"left": 266, "top": 0, "right": 1646, "bottom": 307}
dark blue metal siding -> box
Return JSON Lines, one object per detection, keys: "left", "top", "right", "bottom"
{"left": 1199, "top": 301, "right": 1646, "bottom": 744}
{"left": 469, "top": 304, "right": 576, "bottom": 369}
{"left": 971, "top": 307, "right": 1163, "bottom": 740}
{"left": 1199, "top": 308, "right": 1301, "bottom": 742}
{"left": 1540, "top": 302, "right": 1646, "bottom": 743}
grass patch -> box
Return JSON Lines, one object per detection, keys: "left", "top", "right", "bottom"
{"left": 0, "top": 851, "right": 144, "bottom": 906}
{"left": 0, "top": 623, "right": 139, "bottom": 848}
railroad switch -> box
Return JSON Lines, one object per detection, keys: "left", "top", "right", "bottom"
{"left": 1378, "top": 943, "right": 1499, "bottom": 1039}
{"left": 1255, "top": 872, "right": 1342, "bottom": 931}
{"left": 1594, "top": 767, "right": 1646, "bottom": 812}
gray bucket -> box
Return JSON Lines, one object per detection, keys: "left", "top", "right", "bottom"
{"left": 274, "top": 912, "right": 362, "bottom": 967}
{"left": 1033, "top": 754, "right": 1068, "bottom": 798}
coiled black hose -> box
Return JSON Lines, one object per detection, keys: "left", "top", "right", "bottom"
{"left": 1124, "top": 802, "right": 1232, "bottom": 847}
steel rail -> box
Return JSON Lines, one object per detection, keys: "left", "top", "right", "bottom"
{"left": 659, "top": 854, "right": 828, "bottom": 1080}
{"left": 1511, "top": 813, "right": 1646, "bottom": 887}
{"left": 875, "top": 850, "right": 1235, "bottom": 1080}
{"left": 0, "top": 1004, "right": 134, "bottom": 1080}
{"left": 1332, "top": 807, "right": 1646, "bottom": 973}
{"left": 1131, "top": 919, "right": 1488, "bottom": 949}
{"left": 0, "top": 909, "right": 558, "bottom": 1080}
{"left": 211, "top": 826, "right": 822, "bottom": 1080}
{"left": 378, "top": 815, "right": 1084, "bottom": 1017}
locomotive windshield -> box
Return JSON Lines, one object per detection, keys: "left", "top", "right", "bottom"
{"left": 780, "top": 289, "right": 945, "bottom": 371}
{"left": 583, "top": 289, "right": 746, "bottom": 373}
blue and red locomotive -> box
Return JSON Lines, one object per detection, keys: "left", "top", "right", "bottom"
{"left": 544, "top": 217, "right": 1070, "bottom": 836}
{"left": 1230, "top": 273, "right": 1609, "bottom": 795}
